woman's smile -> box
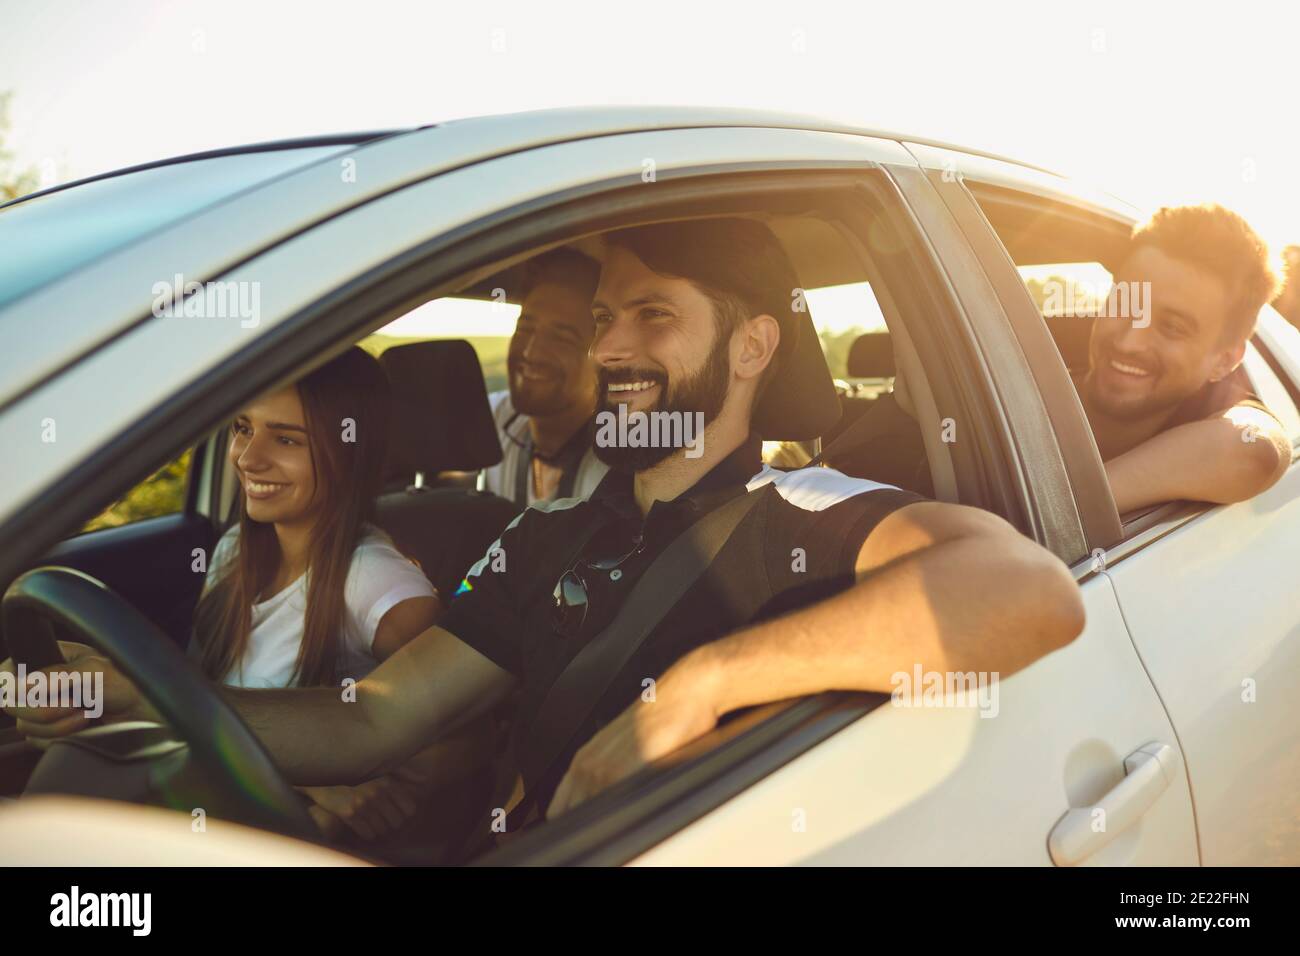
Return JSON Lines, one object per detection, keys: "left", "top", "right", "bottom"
{"left": 243, "top": 477, "right": 291, "bottom": 500}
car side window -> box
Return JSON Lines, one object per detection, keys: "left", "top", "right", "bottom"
{"left": 1240, "top": 338, "right": 1300, "bottom": 447}
{"left": 806, "top": 281, "right": 887, "bottom": 380}
{"left": 1014, "top": 261, "right": 1115, "bottom": 372}
{"left": 969, "top": 182, "right": 1298, "bottom": 546}
{"left": 360, "top": 295, "right": 516, "bottom": 395}
{"left": 81, "top": 450, "right": 192, "bottom": 533}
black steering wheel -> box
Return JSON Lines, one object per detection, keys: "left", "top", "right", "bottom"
{"left": 2, "top": 566, "right": 318, "bottom": 841}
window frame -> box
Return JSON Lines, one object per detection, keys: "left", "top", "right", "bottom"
{"left": 951, "top": 177, "right": 1130, "bottom": 557}
{"left": 891, "top": 167, "right": 1097, "bottom": 561}
{"left": 1250, "top": 309, "right": 1300, "bottom": 451}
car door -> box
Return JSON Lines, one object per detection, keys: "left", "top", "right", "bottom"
{"left": 1093, "top": 318, "right": 1300, "bottom": 865}
{"left": 931, "top": 156, "right": 1300, "bottom": 866}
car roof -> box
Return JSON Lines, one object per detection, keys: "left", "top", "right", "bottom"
{"left": 0, "top": 130, "right": 406, "bottom": 211}
{"left": 0, "top": 106, "right": 1085, "bottom": 213}
{"left": 0, "top": 107, "right": 1136, "bottom": 409}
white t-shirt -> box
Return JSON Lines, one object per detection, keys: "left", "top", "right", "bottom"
{"left": 202, "top": 524, "right": 436, "bottom": 688}
{"left": 478, "top": 390, "right": 608, "bottom": 507}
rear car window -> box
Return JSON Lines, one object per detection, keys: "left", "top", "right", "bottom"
{"left": 806, "top": 281, "right": 887, "bottom": 380}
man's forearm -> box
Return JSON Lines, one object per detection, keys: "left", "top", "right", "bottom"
{"left": 206, "top": 625, "right": 515, "bottom": 787}
{"left": 217, "top": 684, "right": 402, "bottom": 786}
{"left": 666, "top": 533, "right": 1083, "bottom": 719}
{"left": 1106, "top": 417, "right": 1289, "bottom": 513}
{"left": 388, "top": 713, "right": 499, "bottom": 789}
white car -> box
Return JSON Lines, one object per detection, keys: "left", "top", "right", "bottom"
{"left": 1, "top": 108, "right": 1297, "bottom": 866}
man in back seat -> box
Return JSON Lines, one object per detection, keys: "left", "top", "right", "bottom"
{"left": 1073, "top": 204, "right": 1289, "bottom": 513}
{"left": 480, "top": 249, "right": 609, "bottom": 506}
{"left": 829, "top": 205, "right": 1290, "bottom": 514}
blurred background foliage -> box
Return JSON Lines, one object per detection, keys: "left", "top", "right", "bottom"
{"left": 82, "top": 451, "right": 192, "bottom": 533}
{"left": 0, "top": 91, "right": 40, "bottom": 201}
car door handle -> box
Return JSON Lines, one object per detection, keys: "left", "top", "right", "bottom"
{"left": 1048, "top": 742, "right": 1179, "bottom": 866}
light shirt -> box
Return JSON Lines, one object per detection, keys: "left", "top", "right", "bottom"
{"left": 203, "top": 523, "right": 435, "bottom": 688}
{"left": 477, "top": 390, "right": 608, "bottom": 508}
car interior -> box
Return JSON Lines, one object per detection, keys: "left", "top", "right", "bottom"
{"left": 0, "top": 179, "right": 1064, "bottom": 864}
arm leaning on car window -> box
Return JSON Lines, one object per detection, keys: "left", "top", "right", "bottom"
{"left": 546, "top": 500, "right": 1086, "bottom": 817}
{"left": 1, "top": 625, "right": 516, "bottom": 788}
{"left": 1104, "top": 405, "right": 1291, "bottom": 514}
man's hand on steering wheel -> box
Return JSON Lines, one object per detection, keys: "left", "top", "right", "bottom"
{"left": 1, "top": 640, "right": 156, "bottom": 747}
{"left": 3, "top": 568, "right": 318, "bottom": 838}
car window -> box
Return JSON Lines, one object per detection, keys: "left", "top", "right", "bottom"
{"left": 1014, "top": 261, "right": 1114, "bottom": 372}
{"left": 1241, "top": 340, "right": 1300, "bottom": 447}
{"left": 364, "top": 283, "right": 890, "bottom": 387}
{"left": 81, "top": 450, "right": 192, "bottom": 534}
{"left": 363, "top": 280, "right": 891, "bottom": 472}
{"left": 972, "top": 183, "right": 1297, "bottom": 538}
{"left": 361, "top": 296, "right": 516, "bottom": 395}
{"left": 806, "top": 281, "right": 887, "bottom": 379}
{"left": 1019, "top": 262, "right": 1114, "bottom": 315}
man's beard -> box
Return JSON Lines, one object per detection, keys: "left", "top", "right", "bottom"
{"left": 592, "top": 330, "right": 731, "bottom": 473}
{"left": 1083, "top": 363, "right": 1188, "bottom": 423}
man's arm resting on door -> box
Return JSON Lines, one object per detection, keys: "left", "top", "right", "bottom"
{"left": 1105, "top": 405, "right": 1290, "bottom": 514}
{"left": 547, "top": 500, "right": 1085, "bottom": 816}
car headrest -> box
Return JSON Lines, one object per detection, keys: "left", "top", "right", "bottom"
{"left": 379, "top": 340, "right": 503, "bottom": 480}
{"left": 847, "top": 330, "right": 895, "bottom": 378}
{"left": 755, "top": 308, "right": 842, "bottom": 441}
{"left": 1045, "top": 315, "right": 1095, "bottom": 371}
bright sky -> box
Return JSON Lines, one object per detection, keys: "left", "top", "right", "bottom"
{"left": 3, "top": 0, "right": 1297, "bottom": 267}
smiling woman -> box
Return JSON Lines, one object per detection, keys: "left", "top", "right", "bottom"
{"left": 193, "top": 347, "right": 436, "bottom": 690}
{"left": 190, "top": 347, "right": 450, "bottom": 842}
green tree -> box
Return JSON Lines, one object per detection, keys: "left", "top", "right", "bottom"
{"left": 0, "top": 92, "right": 40, "bottom": 202}
{"left": 82, "top": 451, "right": 193, "bottom": 533}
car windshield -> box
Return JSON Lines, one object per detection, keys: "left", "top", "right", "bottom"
{"left": 0, "top": 146, "right": 353, "bottom": 310}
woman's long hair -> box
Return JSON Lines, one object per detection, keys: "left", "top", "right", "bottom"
{"left": 193, "top": 347, "right": 391, "bottom": 687}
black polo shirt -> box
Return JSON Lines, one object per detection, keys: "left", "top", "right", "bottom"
{"left": 1160, "top": 366, "right": 1280, "bottom": 430}
{"left": 1069, "top": 365, "right": 1281, "bottom": 431}
{"left": 441, "top": 432, "right": 926, "bottom": 806}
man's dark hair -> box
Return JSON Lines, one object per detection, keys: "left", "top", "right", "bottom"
{"left": 1129, "top": 204, "right": 1278, "bottom": 344}
{"left": 601, "top": 218, "right": 805, "bottom": 404}
{"left": 522, "top": 247, "right": 601, "bottom": 299}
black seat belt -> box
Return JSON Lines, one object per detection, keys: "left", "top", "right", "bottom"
{"left": 507, "top": 485, "right": 769, "bottom": 828}
{"left": 806, "top": 394, "right": 890, "bottom": 468}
